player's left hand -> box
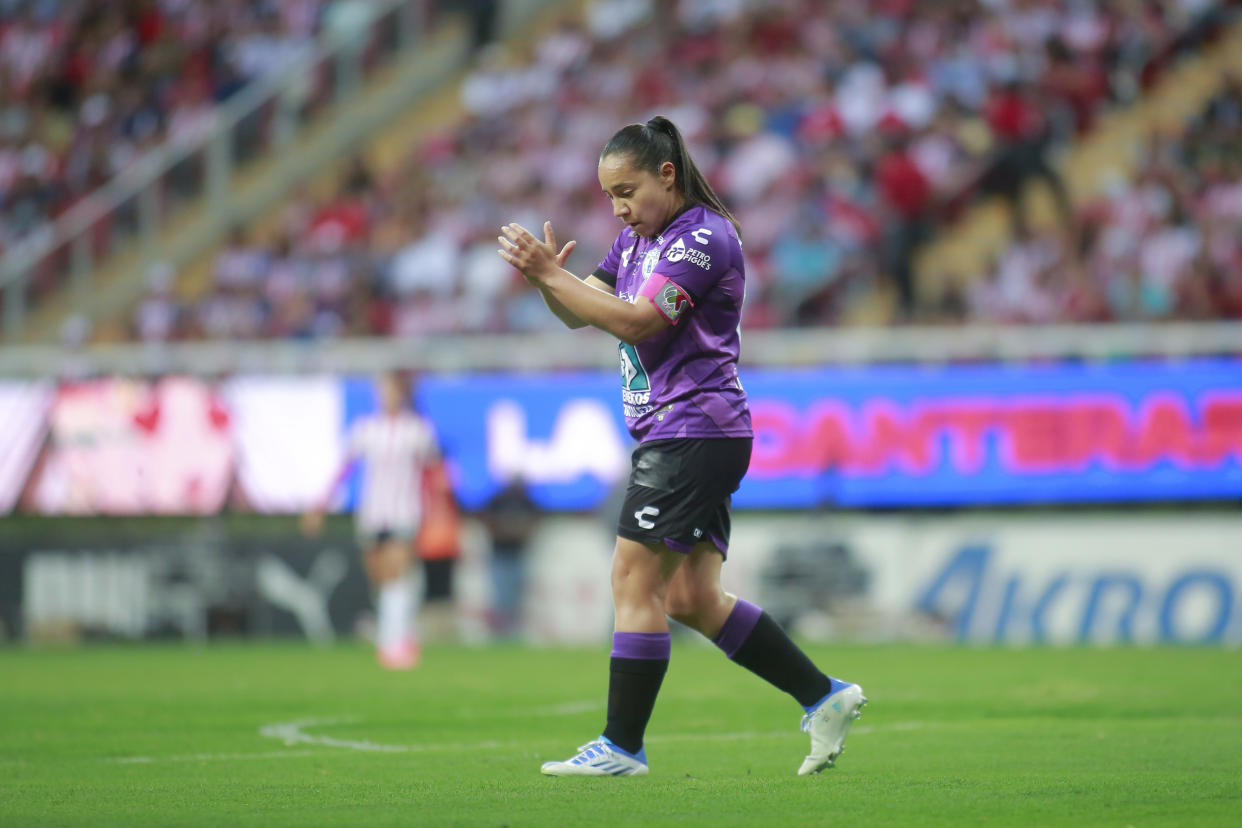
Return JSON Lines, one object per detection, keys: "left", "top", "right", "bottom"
{"left": 497, "top": 221, "right": 576, "bottom": 284}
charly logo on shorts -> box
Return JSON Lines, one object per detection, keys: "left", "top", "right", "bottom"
{"left": 658, "top": 281, "right": 690, "bottom": 321}
{"left": 666, "top": 238, "right": 687, "bottom": 263}
{"left": 634, "top": 505, "right": 660, "bottom": 530}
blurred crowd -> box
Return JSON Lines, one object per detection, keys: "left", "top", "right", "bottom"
{"left": 961, "top": 71, "right": 1242, "bottom": 323}
{"left": 115, "top": 0, "right": 1239, "bottom": 342}
{"left": 0, "top": 0, "right": 350, "bottom": 267}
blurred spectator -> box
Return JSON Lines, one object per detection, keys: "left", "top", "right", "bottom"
{"left": 980, "top": 78, "right": 1073, "bottom": 238}
{"left": 480, "top": 475, "right": 540, "bottom": 639}
{"left": 875, "top": 129, "right": 933, "bottom": 318}
{"left": 132, "top": 260, "right": 183, "bottom": 342}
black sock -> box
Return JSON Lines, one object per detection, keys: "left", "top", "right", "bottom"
{"left": 715, "top": 600, "right": 832, "bottom": 708}
{"left": 602, "top": 656, "right": 668, "bottom": 755}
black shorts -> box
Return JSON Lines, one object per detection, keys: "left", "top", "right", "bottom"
{"left": 423, "top": 558, "right": 455, "bottom": 602}
{"left": 616, "top": 437, "right": 752, "bottom": 557}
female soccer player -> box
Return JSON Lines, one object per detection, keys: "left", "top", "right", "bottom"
{"left": 497, "top": 116, "right": 866, "bottom": 776}
{"left": 302, "top": 372, "right": 442, "bottom": 669}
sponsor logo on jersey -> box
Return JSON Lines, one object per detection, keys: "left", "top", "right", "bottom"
{"left": 669, "top": 228, "right": 711, "bottom": 271}
{"left": 657, "top": 281, "right": 691, "bottom": 322}
{"left": 624, "top": 402, "right": 656, "bottom": 417}
{"left": 681, "top": 245, "right": 712, "bottom": 270}
{"left": 622, "top": 388, "right": 651, "bottom": 406}
{"left": 620, "top": 247, "right": 631, "bottom": 268}
{"left": 666, "top": 238, "right": 687, "bottom": 263}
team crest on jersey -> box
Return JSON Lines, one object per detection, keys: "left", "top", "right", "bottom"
{"left": 657, "top": 281, "right": 691, "bottom": 322}
{"left": 642, "top": 248, "right": 660, "bottom": 278}
{"left": 666, "top": 238, "right": 687, "bottom": 263}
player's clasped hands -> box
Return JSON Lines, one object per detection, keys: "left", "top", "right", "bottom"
{"left": 497, "top": 220, "right": 576, "bottom": 284}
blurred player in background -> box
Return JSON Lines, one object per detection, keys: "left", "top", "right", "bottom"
{"left": 498, "top": 116, "right": 867, "bottom": 776}
{"left": 301, "top": 372, "right": 441, "bottom": 669}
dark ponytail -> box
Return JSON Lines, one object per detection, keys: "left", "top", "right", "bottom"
{"left": 601, "top": 115, "right": 741, "bottom": 235}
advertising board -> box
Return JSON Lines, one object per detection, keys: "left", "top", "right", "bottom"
{"left": 3, "top": 360, "right": 1239, "bottom": 515}
{"left": 418, "top": 359, "right": 1242, "bottom": 510}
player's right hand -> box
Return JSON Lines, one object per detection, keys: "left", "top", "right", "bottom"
{"left": 497, "top": 221, "right": 575, "bottom": 284}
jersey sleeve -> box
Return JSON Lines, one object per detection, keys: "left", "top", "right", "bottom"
{"left": 639, "top": 217, "right": 736, "bottom": 324}
{"left": 594, "top": 230, "right": 634, "bottom": 290}
{"left": 653, "top": 218, "right": 735, "bottom": 303}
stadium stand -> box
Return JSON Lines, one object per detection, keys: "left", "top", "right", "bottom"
{"left": 960, "top": 71, "right": 1242, "bottom": 324}
{"left": 0, "top": 1, "right": 334, "bottom": 271}
{"left": 135, "top": 0, "right": 1232, "bottom": 343}
{"left": 0, "top": 0, "right": 465, "bottom": 341}
{"left": 5, "top": 0, "right": 1238, "bottom": 343}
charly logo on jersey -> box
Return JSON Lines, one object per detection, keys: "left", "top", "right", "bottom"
{"left": 620, "top": 246, "right": 632, "bottom": 268}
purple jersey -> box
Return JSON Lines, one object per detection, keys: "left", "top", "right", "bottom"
{"left": 594, "top": 205, "right": 753, "bottom": 442}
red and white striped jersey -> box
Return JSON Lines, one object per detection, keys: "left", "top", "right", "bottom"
{"left": 346, "top": 411, "right": 439, "bottom": 533}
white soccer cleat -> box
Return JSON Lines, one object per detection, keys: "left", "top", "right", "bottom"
{"left": 541, "top": 737, "right": 649, "bottom": 777}
{"left": 797, "top": 681, "right": 867, "bottom": 776}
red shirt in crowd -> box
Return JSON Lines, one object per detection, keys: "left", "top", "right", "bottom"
{"left": 876, "top": 149, "right": 931, "bottom": 220}
{"left": 985, "top": 87, "right": 1044, "bottom": 142}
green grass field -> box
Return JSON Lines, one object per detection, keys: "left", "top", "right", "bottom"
{"left": 1, "top": 641, "right": 1240, "bottom": 827}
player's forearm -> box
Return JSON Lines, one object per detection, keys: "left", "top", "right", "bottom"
{"left": 540, "top": 268, "right": 652, "bottom": 344}
{"left": 537, "top": 282, "right": 589, "bottom": 329}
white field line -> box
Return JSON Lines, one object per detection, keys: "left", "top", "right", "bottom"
{"left": 260, "top": 717, "right": 409, "bottom": 753}
{"left": 105, "top": 712, "right": 925, "bottom": 765}
{"left": 110, "top": 749, "right": 325, "bottom": 765}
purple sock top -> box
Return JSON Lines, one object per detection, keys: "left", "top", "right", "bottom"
{"left": 711, "top": 598, "right": 763, "bottom": 658}
{"left": 611, "top": 631, "right": 671, "bottom": 660}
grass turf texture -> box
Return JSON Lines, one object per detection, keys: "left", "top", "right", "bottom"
{"left": 1, "top": 643, "right": 1239, "bottom": 827}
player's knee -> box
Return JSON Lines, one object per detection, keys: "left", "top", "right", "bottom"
{"left": 611, "top": 560, "right": 659, "bottom": 607}
{"left": 664, "top": 591, "right": 696, "bottom": 626}
{"left": 610, "top": 556, "right": 636, "bottom": 594}
{"left": 664, "top": 583, "right": 718, "bottom": 632}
